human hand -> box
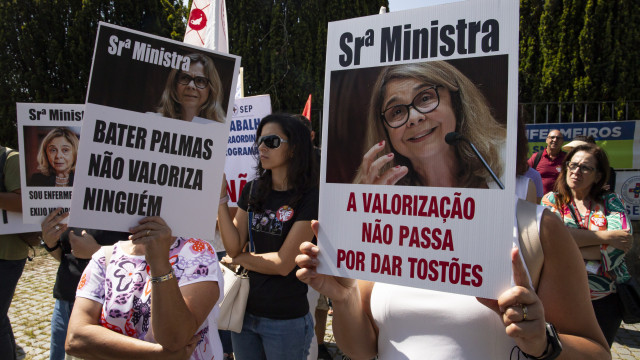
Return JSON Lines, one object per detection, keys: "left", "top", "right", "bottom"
{"left": 358, "top": 140, "right": 408, "bottom": 185}
{"left": 604, "top": 230, "right": 633, "bottom": 252}
{"left": 296, "top": 221, "right": 358, "bottom": 302}
{"left": 476, "top": 247, "right": 548, "bottom": 357}
{"left": 220, "top": 173, "right": 228, "bottom": 199}
{"left": 68, "top": 230, "right": 100, "bottom": 259}
{"left": 41, "top": 207, "right": 69, "bottom": 248}
{"left": 128, "top": 217, "right": 174, "bottom": 271}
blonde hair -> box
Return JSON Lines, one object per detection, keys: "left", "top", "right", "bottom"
{"left": 36, "top": 128, "right": 79, "bottom": 176}
{"left": 157, "top": 53, "right": 226, "bottom": 122}
{"left": 354, "top": 61, "right": 505, "bottom": 187}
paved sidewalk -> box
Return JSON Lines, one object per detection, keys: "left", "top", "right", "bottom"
{"left": 9, "top": 253, "right": 640, "bottom": 359}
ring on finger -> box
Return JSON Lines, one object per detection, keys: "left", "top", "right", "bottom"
{"left": 146, "top": 229, "right": 151, "bottom": 236}
{"left": 55, "top": 225, "right": 60, "bottom": 231}
{"left": 521, "top": 304, "right": 528, "bottom": 321}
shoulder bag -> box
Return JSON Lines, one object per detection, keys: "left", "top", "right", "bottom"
{"left": 218, "top": 181, "right": 255, "bottom": 333}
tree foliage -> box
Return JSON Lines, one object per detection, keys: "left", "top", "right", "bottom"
{"left": 520, "top": 0, "right": 640, "bottom": 121}
{"left": 226, "top": 0, "right": 388, "bottom": 126}
{"left": 0, "top": 0, "right": 187, "bottom": 148}
{"left": 1, "top": 1, "right": 638, "bottom": 146}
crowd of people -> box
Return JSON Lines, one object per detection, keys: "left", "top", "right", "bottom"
{"left": 0, "top": 56, "right": 636, "bottom": 360}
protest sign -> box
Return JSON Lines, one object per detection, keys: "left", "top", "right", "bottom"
{"left": 69, "top": 23, "right": 240, "bottom": 239}
{"left": 317, "top": 0, "right": 519, "bottom": 298}
{"left": 526, "top": 121, "right": 640, "bottom": 169}
{"left": 16, "top": 103, "right": 83, "bottom": 224}
{"left": 617, "top": 171, "right": 640, "bottom": 220}
{"left": 224, "top": 95, "right": 271, "bottom": 206}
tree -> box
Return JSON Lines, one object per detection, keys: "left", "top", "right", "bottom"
{"left": 226, "top": 0, "right": 388, "bottom": 129}
{"left": 0, "top": 0, "right": 187, "bottom": 148}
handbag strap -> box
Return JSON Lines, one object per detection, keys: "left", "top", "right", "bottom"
{"left": 516, "top": 199, "right": 544, "bottom": 291}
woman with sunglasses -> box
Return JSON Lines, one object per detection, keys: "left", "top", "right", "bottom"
{"left": 354, "top": 61, "right": 505, "bottom": 188}
{"left": 218, "top": 113, "right": 319, "bottom": 359}
{"left": 157, "top": 53, "right": 226, "bottom": 123}
{"left": 542, "top": 143, "right": 633, "bottom": 347}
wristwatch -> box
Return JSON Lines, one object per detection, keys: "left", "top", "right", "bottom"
{"left": 522, "top": 322, "right": 563, "bottom": 359}
{"left": 41, "top": 238, "right": 61, "bottom": 252}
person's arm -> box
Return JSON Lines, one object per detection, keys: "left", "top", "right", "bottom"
{"left": 0, "top": 188, "right": 21, "bottom": 212}
{"left": 566, "top": 227, "right": 632, "bottom": 251}
{"left": 129, "top": 217, "right": 218, "bottom": 351}
{"left": 580, "top": 245, "right": 603, "bottom": 260}
{"left": 526, "top": 180, "right": 537, "bottom": 204}
{"left": 217, "top": 175, "right": 248, "bottom": 257}
{"left": 66, "top": 297, "right": 198, "bottom": 360}
{"left": 535, "top": 211, "right": 609, "bottom": 359}
{"left": 296, "top": 222, "right": 379, "bottom": 359}
{"left": 232, "top": 220, "right": 314, "bottom": 276}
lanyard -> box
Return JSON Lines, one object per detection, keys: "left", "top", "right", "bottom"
{"left": 569, "top": 199, "right": 592, "bottom": 229}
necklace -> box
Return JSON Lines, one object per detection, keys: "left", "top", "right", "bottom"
{"left": 55, "top": 175, "right": 69, "bottom": 186}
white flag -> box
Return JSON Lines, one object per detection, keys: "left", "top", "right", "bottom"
{"left": 184, "top": 0, "right": 228, "bottom": 52}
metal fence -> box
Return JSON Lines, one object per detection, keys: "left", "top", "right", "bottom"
{"left": 519, "top": 101, "right": 640, "bottom": 124}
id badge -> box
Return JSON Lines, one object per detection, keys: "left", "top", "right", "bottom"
{"left": 585, "top": 260, "right": 601, "bottom": 274}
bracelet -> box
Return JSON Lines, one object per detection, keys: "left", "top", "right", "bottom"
{"left": 41, "top": 239, "right": 61, "bottom": 252}
{"left": 219, "top": 195, "right": 230, "bottom": 205}
{"left": 150, "top": 269, "right": 175, "bottom": 283}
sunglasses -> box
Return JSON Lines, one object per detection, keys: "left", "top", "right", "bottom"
{"left": 257, "top": 134, "right": 288, "bottom": 149}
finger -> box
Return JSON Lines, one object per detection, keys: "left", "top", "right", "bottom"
{"left": 137, "top": 216, "right": 166, "bottom": 226}
{"left": 511, "top": 247, "right": 532, "bottom": 289}
{"left": 476, "top": 297, "right": 500, "bottom": 315}
{"left": 311, "top": 220, "right": 319, "bottom": 238}
{"left": 502, "top": 303, "right": 543, "bottom": 325}
{"left": 361, "top": 140, "right": 387, "bottom": 171}
{"left": 504, "top": 318, "right": 546, "bottom": 341}
{"left": 367, "top": 153, "right": 396, "bottom": 184}
{"left": 295, "top": 253, "right": 318, "bottom": 269}
{"left": 299, "top": 241, "right": 318, "bottom": 257}
{"left": 377, "top": 165, "right": 409, "bottom": 185}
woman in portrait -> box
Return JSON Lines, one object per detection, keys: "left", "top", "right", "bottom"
{"left": 30, "top": 127, "right": 79, "bottom": 187}
{"left": 157, "top": 53, "right": 226, "bottom": 123}
{"left": 354, "top": 61, "right": 505, "bottom": 188}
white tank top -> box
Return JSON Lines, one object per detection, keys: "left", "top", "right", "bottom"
{"left": 370, "top": 205, "right": 545, "bottom": 359}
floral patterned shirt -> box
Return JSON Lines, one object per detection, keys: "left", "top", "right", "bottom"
{"left": 77, "top": 237, "right": 223, "bottom": 360}
{"left": 541, "top": 192, "right": 632, "bottom": 300}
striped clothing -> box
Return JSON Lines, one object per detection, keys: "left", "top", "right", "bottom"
{"left": 541, "top": 192, "right": 632, "bottom": 300}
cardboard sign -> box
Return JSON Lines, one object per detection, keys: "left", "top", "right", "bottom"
{"left": 16, "top": 103, "right": 83, "bottom": 224}
{"left": 223, "top": 95, "right": 271, "bottom": 206}
{"left": 317, "top": 0, "right": 519, "bottom": 299}
{"left": 69, "top": 23, "right": 240, "bottom": 239}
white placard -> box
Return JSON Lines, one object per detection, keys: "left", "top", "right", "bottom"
{"left": 317, "top": 0, "right": 519, "bottom": 299}
{"left": 16, "top": 103, "right": 83, "bottom": 224}
{"left": 68, "top": 23, "right": 240, "bottom": 239}
{"left": 223, "top": 95, "right": 271, "bottom": 206}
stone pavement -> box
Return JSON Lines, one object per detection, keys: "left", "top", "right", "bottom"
{"left": 9, "top": 252, "right": 640, "bottom": 360}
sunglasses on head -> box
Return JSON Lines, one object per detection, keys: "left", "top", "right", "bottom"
{"left": 257, "top": 134, "right": 288, "bottom": 149}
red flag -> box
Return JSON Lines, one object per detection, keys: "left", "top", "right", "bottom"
{"left": 302, "top": 94, "right": 312, "bottom": 121}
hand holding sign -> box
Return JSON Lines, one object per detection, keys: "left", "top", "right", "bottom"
{"left": 476, "top": 247, "right": 547, "bottom": 358}
{"left": 296, "top": 221, "right": 359, "bottom": 302}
